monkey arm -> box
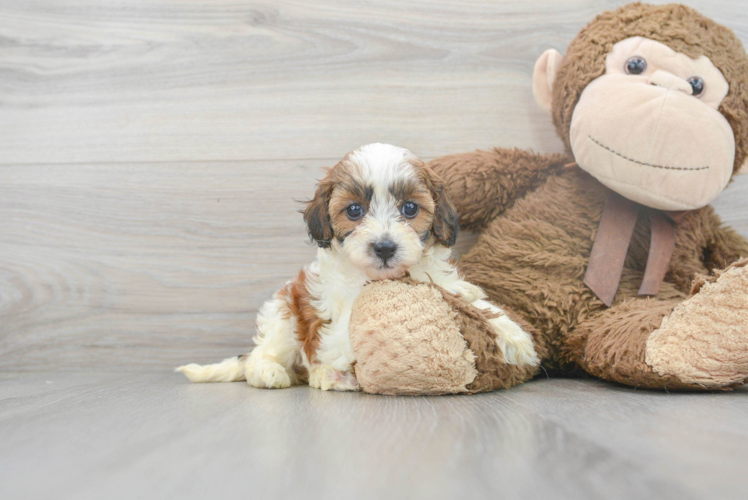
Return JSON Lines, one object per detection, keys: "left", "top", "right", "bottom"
{"left": 428, "top": 148, "right": 569, "bottom": 230}
{"left": 703, "top": 223, "right": 748, "bottom": 271}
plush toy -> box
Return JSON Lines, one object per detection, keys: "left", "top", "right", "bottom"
{"left": 349, "top": 2, "right": 748, "bottom": 394}
{"left": 350, "top": 277, "right": 539, "bottom": 395}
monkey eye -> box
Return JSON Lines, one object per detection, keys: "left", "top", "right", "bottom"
{"left": 624, "top": 56, "right": 647, "bottom": 75}
{"left": 687, "top": 77, "right": 705, "bottom": 97}
{"left": 346, "top": 203, "right": 364, "bottom": 220}
{"left": 401, "top": 201, "right": 419, "bottom": 219}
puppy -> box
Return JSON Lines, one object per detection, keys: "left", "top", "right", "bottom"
{"left": 177, "top": 143, "right": 539, "bottom": 391}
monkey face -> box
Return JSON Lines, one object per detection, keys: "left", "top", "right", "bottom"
{"left": 569, "top": 37, "right": 734, "bottom": 211}
{"left": 535, "top": 36, "right": 737, "bottom": 211}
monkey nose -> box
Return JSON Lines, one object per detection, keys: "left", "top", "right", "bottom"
{"left": 648, "top": 70, "right": 692, "bottom": 95}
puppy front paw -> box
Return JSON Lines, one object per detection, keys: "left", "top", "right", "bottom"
{"left": 245, "top": 360, "right": 293, "bottom": 389}
{"left": 488, "top": 315, "right": 540, "bottom": 366}
{"left": 309, "top": 364, "right": 360, "bottom": 391}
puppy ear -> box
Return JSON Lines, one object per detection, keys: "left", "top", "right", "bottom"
{"left": 303, "top": 175, "right": 335, "bottom": 249}
{"left": 423, "top": 165, "right": 459, "bottom": 247}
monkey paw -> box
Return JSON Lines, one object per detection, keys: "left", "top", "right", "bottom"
{"left": 645, "top": 259, "right": 748, "bottom": 388}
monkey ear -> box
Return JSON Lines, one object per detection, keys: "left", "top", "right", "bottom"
{"left": 423, "top": 166, "right": 459, "bottom": 247}
{"left": 302, "top": 179, "right": 335, "bottom": 249}
{"left": 533, "top": 48, "right": 563, "bottom": 114}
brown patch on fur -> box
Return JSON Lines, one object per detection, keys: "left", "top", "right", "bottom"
{"left": 406, "top": 156, "right": 459, "bottom": 246}
{"left": 388, "top": 177, "right": 436, "bottom": 239}
{"left": 277, "top": 269, "right": 328, "bottom": 363}
{"left": 304, "top": 153, "right": 371, "bottom": 248}
{"left": 310, "top": 153, "right": 376, "bottom": 245}
{"left": 303, "top": 174, "right": 336, "bottom": 249}
{"left": 329, "top": 188, "right": 368, "bottom": 243}
{"left": 552, "top": 3, "right": 748, "bottom": 174}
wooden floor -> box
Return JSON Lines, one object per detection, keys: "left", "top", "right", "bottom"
{"left": 1, "top": 372, "right": 747, "bottom": 500}
{"left": 1, "top": 1, "right": 748, "bottom": 499}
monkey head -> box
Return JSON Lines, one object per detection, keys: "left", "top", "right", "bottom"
{"left": 533, "top": 3, "right": 748, "bottom": 211}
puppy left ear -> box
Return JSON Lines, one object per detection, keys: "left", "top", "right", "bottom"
{"left": 423, "top": 165, "right": 459, "bottom": 247}
{"left": 303, "top": 175, "right": 335, "bottom": 249}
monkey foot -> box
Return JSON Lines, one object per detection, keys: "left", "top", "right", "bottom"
{"left": 645, "top": 259, "right": 748, "bottom": 388}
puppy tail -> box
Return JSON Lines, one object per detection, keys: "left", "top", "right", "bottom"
{"left": 175, "top": 355, "right": 247, "bottom": 383}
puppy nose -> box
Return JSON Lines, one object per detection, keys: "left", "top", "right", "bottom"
{"left": 648, "top": 70, "right": 692, "bottom": 95}
{"left": 373, "top": 240, "right": 398, "bottom": 261}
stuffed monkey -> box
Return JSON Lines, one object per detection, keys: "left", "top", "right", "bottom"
{"left": 350, "top": 3, "right": 748, "bottom": 393}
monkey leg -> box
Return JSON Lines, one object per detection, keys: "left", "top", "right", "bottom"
{"left": 350, "top": 279, "right": 544, "bottom": 395}
{"left": 566, "top": 259, "right": 748, "bottom": 390}
{"left": 646, "top": 259, "right": 748, "bottom": 388}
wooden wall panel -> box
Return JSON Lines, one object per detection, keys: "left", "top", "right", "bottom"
{"left": 0, "top": 0, "right": 746, "bottom": 164}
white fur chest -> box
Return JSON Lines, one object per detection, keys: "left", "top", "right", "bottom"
{"left": 306, "top": 248, "right": 369, "bottom": 370}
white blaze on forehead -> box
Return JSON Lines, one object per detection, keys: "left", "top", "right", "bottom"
{"left": 348, "top": 143, "right": 417, "bottom": 220}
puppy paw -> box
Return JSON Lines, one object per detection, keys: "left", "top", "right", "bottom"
{"left": 245, "top": 360, "right": 293, "bottom": 389}
{"left": 309, "top": 364, "right": 360, "bottom": 392}
{"left": 489, "top": 315, "right": 540, "bottom": 366}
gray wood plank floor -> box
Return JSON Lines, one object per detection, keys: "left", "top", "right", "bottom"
{"left": 1, "top": 372, "right": 747, "bottom": 500}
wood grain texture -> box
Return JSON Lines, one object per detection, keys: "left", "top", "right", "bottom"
{"left": 1, "top": 372, "right": 747, "bottom": 500}
{"left": 0, "top": 0, "right": 747, "bottom": 164}
{"left": 0, "top": 160, "right": 322, "bottom": 369}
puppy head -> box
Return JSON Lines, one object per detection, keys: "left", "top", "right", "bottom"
{"left": 303, "top": 143, "right": 459, "bottom": 280}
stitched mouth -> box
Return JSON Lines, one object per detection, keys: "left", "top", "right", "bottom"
{"left": 588, "top": 136, "right": 709, "bottom": 172}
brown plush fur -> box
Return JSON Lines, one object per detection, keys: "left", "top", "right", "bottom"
{"left": 277, "top": 269, "right": 328, "bottom": 362}
{"left": 425, "top": 3, "right": 748, "bottom": 391}
{"left": 430, "top": 156, "right": 748, "bottom": 389}
{"left": 347, "top": 3, "right": 748, "bottom": 394}
{"left": 553, "top": 3, "right": 748, "bottom": 173}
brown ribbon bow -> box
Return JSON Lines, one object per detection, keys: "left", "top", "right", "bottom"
{"left": 584, "top": 190, "right": 687, "bottom": 307}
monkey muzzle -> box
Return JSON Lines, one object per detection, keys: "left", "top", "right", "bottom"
{"left": 569, "top": 74, "right": 735, "bottom": 211}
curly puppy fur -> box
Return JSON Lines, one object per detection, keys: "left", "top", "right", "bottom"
{"left": 178, "top": 143, "right": 539, "bottom": 391}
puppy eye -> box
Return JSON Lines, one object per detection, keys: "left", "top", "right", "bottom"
{"left": 624, "top": 56, "right": 647, "bottom": 75}
{"left": 401, "top": 202, "right": 418, "bottom": 219}
{"left": 687, "top": 76, "right": 705, "bottom": 97}
{"left": 345, "top": 203, "right": 364, "bottom": 220}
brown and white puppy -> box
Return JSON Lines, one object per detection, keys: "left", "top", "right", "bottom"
{"left": 177, "top": 144, "right": 538, "bottom": 391}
